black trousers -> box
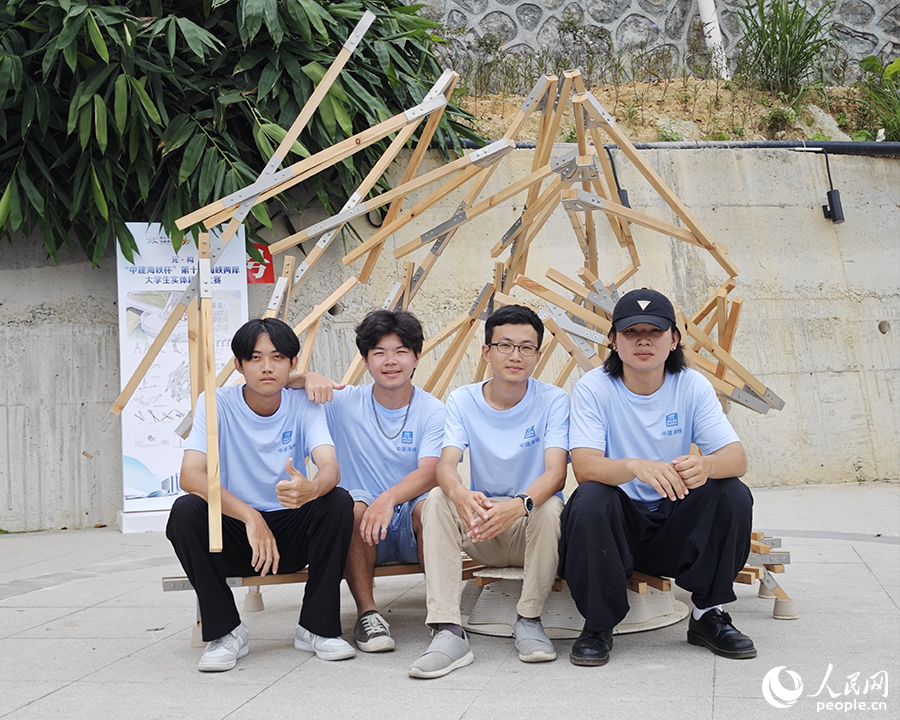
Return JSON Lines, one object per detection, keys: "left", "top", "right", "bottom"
{"left": 166, "top": 488, "right": 353, "bottom": 642}
{"left": 558, "top": 478, "right": 752, "bottom": 632}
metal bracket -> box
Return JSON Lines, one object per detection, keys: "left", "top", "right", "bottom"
{"left": 728, "top": 387, "right": 771, "bottom": 414}
{"left": 582, "top": 93, "right": 616, "bottom": 128}
{"left": 469, "top": 138, "right": 514, "bottom": 168}
{"left": 587, "top": 280, "right": 616, "bottom": 315}
{"left": 266, "top": 276, "right": 289, "bottom": 313}
{"left": 421, "top": 210, "right": 467, "bottom": 246}
{"left": 404, "top": 94, "right": 447, "bottom": 123}
{"left": 741, "top": 384, "right": 785, "bottom": 411}
{"left": 497, "top": 216, "right": 523, "bottom": 251}
{"left": 342, "top": 9, "right": 376, "bottom": 52}
{"left": 520, "top": 76, "right": 550, "bottom": 114}
{"left": 562, "top": 188, "right": 605, "bottom": 213}
{"left": 381, "top": 282, "right": 403, "bottom": 311}
{"left": 550, "top": 147, "right": 578, "bottom": 176}
{"left": 424, "top": 69, "right": 458, "bottom": 102}
{"left": 219, "top": 167, "right": 294, "bottom": 210}
{"left": 543, "top": 304, "right": 602, "bottom": 357}
{"left": 469, "top": 284, "right": 493, "bottom": 317}
{"left": 747, "top": 552, "right": 791, "bottom": 566}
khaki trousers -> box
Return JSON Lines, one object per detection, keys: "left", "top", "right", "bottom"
{"left": 422, "top": 487, "right": 563, "bottom": 625}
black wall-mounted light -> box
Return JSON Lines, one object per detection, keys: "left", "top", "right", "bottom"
{"left": 820, "top": 150, "right": 844, "bottom": 224}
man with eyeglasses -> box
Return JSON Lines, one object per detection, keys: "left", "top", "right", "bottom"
{"left": 409, "top": 305, "right": 569, "bottom": 679}
{"left": 558, "top": 288, "right": 755, "bottom": 667}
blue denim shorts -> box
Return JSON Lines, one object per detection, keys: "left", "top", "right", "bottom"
{"left": 350, "top": 491, "right": 427, "bottom": 565}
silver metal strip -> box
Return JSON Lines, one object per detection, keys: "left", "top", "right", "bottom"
{"left": 343, "top": 9, "right": 376, "bottom": 52}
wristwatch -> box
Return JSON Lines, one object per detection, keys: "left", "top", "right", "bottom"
{"left": 514, "top": 493, "right": 534, "bottom": 517}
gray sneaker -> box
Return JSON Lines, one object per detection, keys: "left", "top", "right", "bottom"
{"left": 514, "top": 617, "right": 557, "bottom": 663}
{"left": 408, "top": 630, "right": 474, "bottom": 679}
{"left": 198, "top": 622, "right": 249, "bottom": 672}
{"left": 354, "top": 610, "right": 395, "bottom": 652}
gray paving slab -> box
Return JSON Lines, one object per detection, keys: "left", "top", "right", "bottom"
{"left": 0, "top": 482, "right": 896, "bottom": 719}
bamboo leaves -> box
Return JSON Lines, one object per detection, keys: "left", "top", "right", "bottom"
{"left": 1, "top": 0, "right": 477, "bottom": 265}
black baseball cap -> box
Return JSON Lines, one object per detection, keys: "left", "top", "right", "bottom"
{"left": 612, "top": 289, "right": 676, "bottom": 332}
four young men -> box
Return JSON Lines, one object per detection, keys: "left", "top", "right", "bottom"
{"left": 168, "top": 291, "right": 756, "bottom": 676}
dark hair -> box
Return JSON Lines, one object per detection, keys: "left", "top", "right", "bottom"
{"left": 355, "top": 309, "right": 424, "bottom": 357}
{"left": 231, "top": 318, "right": 300, "bottom": 364}
{"left": 484, "top": 304, "right": 544, "bottom": 347}
{"left": 602, "top": 327, "right": 687, "bottom": 378}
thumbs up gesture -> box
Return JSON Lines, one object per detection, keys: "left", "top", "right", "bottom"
{"left": 276, "top": 457, "right": 317, "bottom": 509}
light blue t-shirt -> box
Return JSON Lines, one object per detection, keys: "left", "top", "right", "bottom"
{"left": 324, "top": 384, "right": 445, "bottom": 499}
{"left": 569, "top": 367, "right": 740, "bottom": 510}
{"left": 443, "top": 378, "right": 570, "bottom": 498}
{"left": 186, "top": 385, "right": 334, "bottom": 512}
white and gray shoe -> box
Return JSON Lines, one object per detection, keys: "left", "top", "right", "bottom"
{"left": 198, "top": 622, "right": 249, "bottom": 672}
{"left": 294, "top": 623, "right": 356, "bottom": 661}
{"left": 514, "top": 617, "right": 557, "bottom": 662}
{"left": 408, "top": 629, "right": 474, "bottom": 679}
{"left": 354, "top": 610, "right": 395, "bottom": 652}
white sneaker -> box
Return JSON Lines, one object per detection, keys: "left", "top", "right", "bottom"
{"left": 408, "top": 629, "right": 474, "bottom": 679}
{"left": 198, "top": 622, "right": 249, "bottom": 672}
{"left": 294, "top": 624, "right": 356, "bottom": 661}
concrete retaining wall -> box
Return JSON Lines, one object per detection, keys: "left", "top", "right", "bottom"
{"left": 0, "top": 146, "right": 897, "bottom": 531}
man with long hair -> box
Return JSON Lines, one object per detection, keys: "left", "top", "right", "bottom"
{"left": 558, "top": 289, "right": 755, "bottom": 666}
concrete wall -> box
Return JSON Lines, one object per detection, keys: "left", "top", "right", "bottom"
{"left": 0, "top": 146, "right": 897, "bottom": 532}
{"left": 420, "top": 0, "right": 900, "bottom": 76}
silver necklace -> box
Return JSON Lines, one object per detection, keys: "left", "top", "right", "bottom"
{"left": 371, "top": 386, "right": 415, "bottom": 440}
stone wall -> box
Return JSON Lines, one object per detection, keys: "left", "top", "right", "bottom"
{"left": 420, "top": 0, "right": 899, "bottom": 78}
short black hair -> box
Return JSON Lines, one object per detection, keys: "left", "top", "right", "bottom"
{"left": 355, "top": 309, "right": 424, "bottom": 357}
{"left": 484, "top": 304, "right": 544, "bottom": 347}
{"left": 602, "top": 327, "right": 687, "bottom": 378}
{"left": 231, "top": 318, "right": 300, "bottom": 363}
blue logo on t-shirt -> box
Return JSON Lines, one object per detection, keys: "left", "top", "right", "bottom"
{"left": 524, "top": 425, "right": 536, "bottom": 439}
{"left": 401, "top": 431, "right": 413, "bottom": 444}
{"left": 282, "top": 431, "right": 293, "bottom": 445}
{"left": 666, "top": 413, "right": 678, "bottom": 427}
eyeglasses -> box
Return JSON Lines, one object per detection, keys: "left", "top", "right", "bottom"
{"left": 487, "top": 342, "right": 538, "bottom": 357}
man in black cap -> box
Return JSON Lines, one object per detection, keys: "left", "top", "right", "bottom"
{"left": 558, "top": 288, "right": 755, "bottom": 666}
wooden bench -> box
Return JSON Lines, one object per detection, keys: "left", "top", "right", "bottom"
{"left": 163, "top": 558, "right": 486, "bottom": 647}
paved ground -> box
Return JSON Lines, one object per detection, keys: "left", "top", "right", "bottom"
{"left": 1, "top": 482, "right": 897, "bottom": 720}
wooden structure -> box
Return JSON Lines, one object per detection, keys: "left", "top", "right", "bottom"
{"left": 86, "top": 16, "right": 785, "bottom": 554}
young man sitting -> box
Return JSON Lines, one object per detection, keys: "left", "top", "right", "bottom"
{"left": 166, "top": 318, "right": 355, "bottom": 672}
{"left": 558, "top": 288, "right": 755, "bottom": 666}
{"left": 408, "top": 304, "right": 569, "bottom": 679}
{"left": 293, "top": 310, "right": 445, "bottom": 652}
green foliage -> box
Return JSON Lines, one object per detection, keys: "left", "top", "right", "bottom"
{"left": 656, "top": 123, "right": 682, "bottom": 142}
{"left": 762, "top": 105, "right": 797, "bottom": 129}
{"left": 855, "top": 55, "right": 900, "bottom": 142}
{"left": 732, "top": 0, "right": 835, "bottom": 96}
{"left": 0, "top": 0, "right": 478, "bottom": 264}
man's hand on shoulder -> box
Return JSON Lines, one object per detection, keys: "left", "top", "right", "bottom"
{"left": 245, "top": 513, "right": 280, "bottom": 576}
{"left": 627, "top": 458, "right": 689, "bottom": 501}
{"left": 276, "top": 457, "right": 318, "bottom": 508}
{"left": 284, "top": 371, "right": 345, "bottom": 404}
{"left": 359, "top": 492, "right": 396, "bottom": 546}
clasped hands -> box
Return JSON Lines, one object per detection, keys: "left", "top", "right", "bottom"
{"left": 629, "top": 454, "right": 709, "bottom": 501}
{"left": 449, "top": 486, "right": 525, "bottom": 543}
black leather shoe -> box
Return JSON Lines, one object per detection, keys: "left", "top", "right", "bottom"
{"left": 687, "top": 608, "right": 757, "bottom": 659}
{"left": 570, "top": 627, "right": 613, "bottom": 666}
